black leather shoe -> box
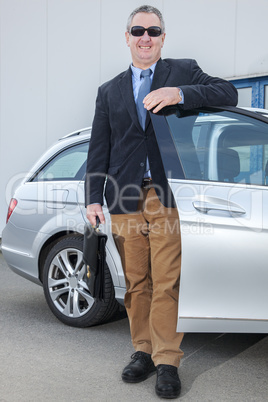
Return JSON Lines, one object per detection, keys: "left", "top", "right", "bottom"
{"left": 122, "top": 351, "right": 156, "bottom": 383}
{"left": 155, "top": 364, "right": 181, "bottom": 399}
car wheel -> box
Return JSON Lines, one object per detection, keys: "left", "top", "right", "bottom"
{"left": 43, "top": 235, "right": 119, "bottom": 327}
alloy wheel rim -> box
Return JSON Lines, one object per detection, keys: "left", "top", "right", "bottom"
{"left": 47, "top": 248, "right": 94, "bottom": 317}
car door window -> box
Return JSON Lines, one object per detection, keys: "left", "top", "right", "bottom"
{"left": 165, "top": 109, "right": 268, "bottom": 186}
{"left": 31, "top": 141, "right": 89, "bottom": 182}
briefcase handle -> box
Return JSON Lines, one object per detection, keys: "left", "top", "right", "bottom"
{"left": 95, "top": 216, "right": 100, "bottom": 228}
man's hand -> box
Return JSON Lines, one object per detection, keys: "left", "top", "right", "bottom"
{"left": 143, "top": 87, "right": 182, "bottom": 113}
{"left": 86, "top": 204, "right": 105, "bottom": 226}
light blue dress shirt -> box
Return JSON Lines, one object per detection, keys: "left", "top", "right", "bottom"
{"left": 131, "top": 63, "right": 157, "bottom": 102}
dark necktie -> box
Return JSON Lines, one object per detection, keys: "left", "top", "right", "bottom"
{"left": 136, "top": 68, "right": 152, "bottom": 130}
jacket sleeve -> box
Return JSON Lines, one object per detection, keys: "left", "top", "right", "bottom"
{"left": 85, "top": 86, "right": 111, "bottom": 207}
{"left": 179, "top": 59, "right": 238, "bottom": 110}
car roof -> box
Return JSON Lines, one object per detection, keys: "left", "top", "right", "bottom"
{"left": 240, "top": 107, "right": 268, "bottom": 118}
{"left": 59, "top": 127, "right": 91, "bottom": 140}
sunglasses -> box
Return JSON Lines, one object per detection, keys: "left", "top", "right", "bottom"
{"left": 130, "top": 26, "right": 162, "bottom": 37}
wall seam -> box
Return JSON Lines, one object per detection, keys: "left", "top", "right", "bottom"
{"left": 234, "top": 0, "right": 238, "bottom": 78}
{"left": 45, "top": 0, "right": 49, "bottom": 149}
{"left": 0, "top": 0, "right": 2, "bottom": 172}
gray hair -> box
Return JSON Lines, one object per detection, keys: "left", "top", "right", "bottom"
{"left": 126, "top": 5, "right": 165, "bottom": 33}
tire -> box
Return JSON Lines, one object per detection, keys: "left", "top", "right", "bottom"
{"left": 42, "top": 235, "right": 119, "bottom": 327}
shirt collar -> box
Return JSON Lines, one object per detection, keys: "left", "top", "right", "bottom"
{"left": 131, "top": 62, "right": 157, "bottom": 80}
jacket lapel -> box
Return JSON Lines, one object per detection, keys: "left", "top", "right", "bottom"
{"left": 118, "top": 67, "right": 142, "bottom": 132}
{"left": 151, "top": 58, "right": 171, "bottom": 91}
{"left": 118, "top": 60, "right": 171, "bottom": 132}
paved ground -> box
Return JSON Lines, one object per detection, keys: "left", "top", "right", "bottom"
{"left": 0, "top": 251, "right": 267, "bottom": 401}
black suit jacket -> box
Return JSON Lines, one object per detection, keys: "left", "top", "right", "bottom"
{"left": 85, "top": 58, "right": 238, "bottom": 214}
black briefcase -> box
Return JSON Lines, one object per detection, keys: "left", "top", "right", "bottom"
{"left": 83, "top": 220, "right": 108, "bottom": 300}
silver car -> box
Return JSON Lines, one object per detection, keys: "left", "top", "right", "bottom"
{"left": 2, "top": 106, "right": 268, "bottom": 333}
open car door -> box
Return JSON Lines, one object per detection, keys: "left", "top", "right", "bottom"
{"left": 151, "top": 106, "right": 268, "bottom": 333}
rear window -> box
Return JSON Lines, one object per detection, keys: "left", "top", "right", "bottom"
{"left": 31, "top": 142, "right": 89, "bottom": 182}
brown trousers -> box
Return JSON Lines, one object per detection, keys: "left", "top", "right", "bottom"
{"left": 111, "top": 186, "right": 184, "bottom": 367}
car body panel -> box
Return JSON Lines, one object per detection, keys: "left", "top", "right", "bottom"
{"left": 2, "top": 222, "right": 49, "bottom": 284}
{"left": 170, "top": 179, "right": 268, "bottom": 331}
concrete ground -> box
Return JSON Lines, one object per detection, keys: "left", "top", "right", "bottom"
{"left": 0, "top": 251, "right": 267, "bottom": 401}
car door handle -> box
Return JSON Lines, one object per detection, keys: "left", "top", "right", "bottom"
{"left": 193, "top": 201, "right": 246, "bottom": 215}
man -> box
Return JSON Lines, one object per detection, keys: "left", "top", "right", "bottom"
{"left": 85, "top": 5, "right": 238, "bottom": 399}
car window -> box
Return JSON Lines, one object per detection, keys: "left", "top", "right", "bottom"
{"left": 165, "top": 110, "right": 268, "bottom": 186}
{"left": 31, "top": 141, "right": 89, "bottom": 182}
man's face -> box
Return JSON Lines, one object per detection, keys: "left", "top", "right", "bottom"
{"left": 125, "top": 12, "right": 166, "bottom": 69}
